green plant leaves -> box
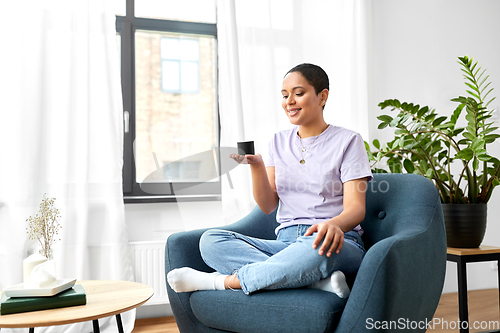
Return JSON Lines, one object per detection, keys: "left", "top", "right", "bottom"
{"left": 463, "top": 132, "right": 475, "bottom": 141}
{"left": 471, "top": 138, "right": 484, "bottom": 150}
{"left": 450, "top": 104, "right": 464, "bottom": 126}
{"left": 473, "top": 158, "right": 479, "bottom": 171}
{"left": 477, "top": 151, "right": 491, "bottom": 162}
{"left": 455, "top": 148, "right": 473, "bottom": 161}
{"left": 417, "top": 106, "right": 429, "bottom": 118}
{"left": 403, "top": 159, "right": 415, "bottom": 173}
{"left": 368, "top": 56, "right": 498, "bottom": 204}
{"left": 432, "top": 116, "right": 447, "bottom": 127}
{"left": 377, "top": 115, "right": 393, "bottom": 123}
{"left": 485, "top": 134, "right": 500, "bottom": 143}
{"left": 378, "top": 122, "right": 389, "bottom": 129}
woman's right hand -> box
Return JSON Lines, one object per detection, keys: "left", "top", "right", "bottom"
{"left": 230, "top": 153, "right": 263, "bottom": 165}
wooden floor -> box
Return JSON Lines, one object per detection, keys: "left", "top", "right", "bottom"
{"left": 427, "top": 289, "right": 499, "bottom": 332}
{"left": 132, "top": 289, "right": 499, "bottom": 333}
{"left": 133, "top": 316, "right": 180, "bottom": 333}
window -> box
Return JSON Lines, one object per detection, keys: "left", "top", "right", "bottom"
{"left": 116, "top": 0, "right": 219, "bottom": 203}
{"left": 161, "top": 37, "right": 200, "bottom": 93}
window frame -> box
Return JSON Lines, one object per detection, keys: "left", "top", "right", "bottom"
{"left": 160, "top": 37, "right": 200, "bottom": 94}
{"left": 116, "top": 0, "right": 220, "bottom": 203}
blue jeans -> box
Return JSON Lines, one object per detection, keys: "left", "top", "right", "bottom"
{"left": 199, "top": 225, "right": 366, "bottom": 294}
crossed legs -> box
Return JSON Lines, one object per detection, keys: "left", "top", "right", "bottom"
{"left": 167, "top": 228, "right": 365, "bottom": 297}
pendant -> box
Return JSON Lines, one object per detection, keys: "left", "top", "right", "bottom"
{"left": 300, "top": 159, "right": 305, "bottom": 164}
{"left": 301, "top": 148, "right": 306, "bottom": 152}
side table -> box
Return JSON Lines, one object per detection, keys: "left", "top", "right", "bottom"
{"left": 0, "top": 280, "right": 153, "bottom": 333}
{"left": 447, "top": 245, "right": 500, "bottom": 333}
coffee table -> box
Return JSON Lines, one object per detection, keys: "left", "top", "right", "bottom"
{"left": 0, "top": 280, "right": 154, "bottom": 333}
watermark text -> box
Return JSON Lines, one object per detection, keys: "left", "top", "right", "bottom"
{"left": 366, "top": 317, "right": 500, "bottom": 331}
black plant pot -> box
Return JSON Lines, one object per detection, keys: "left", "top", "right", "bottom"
{"left": 442, "top": 203, "right": 487, "bottom": 248}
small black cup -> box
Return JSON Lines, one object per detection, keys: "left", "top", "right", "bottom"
{"left": 237, "top": 141, "right": 255, "bottom": 155}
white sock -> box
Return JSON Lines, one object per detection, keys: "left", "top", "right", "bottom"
{"left": 309, "top": 271, "right": 350, "bottom": 298}
{"left": 167, "top": 267, "right": 227, "bottom": 293}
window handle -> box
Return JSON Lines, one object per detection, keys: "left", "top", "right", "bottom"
{"left": 124, "top": 111, "right": 130, "bottom": 133}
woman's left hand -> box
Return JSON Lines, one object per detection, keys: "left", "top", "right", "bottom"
{"left": 304, "top": 221, "right": 344, "bottom": 257}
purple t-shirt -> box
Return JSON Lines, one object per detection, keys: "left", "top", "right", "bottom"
{"left": 263, "top": 125, "right": 373, "bottom": 234}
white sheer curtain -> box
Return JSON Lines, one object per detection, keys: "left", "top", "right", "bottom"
{"left": 217, "top": 0, "right": 371, "bottom": 223}
{"left": 0, "top": 1, "right": 134, "bottom": 332}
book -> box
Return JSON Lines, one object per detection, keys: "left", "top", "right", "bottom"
{"left": 0, "top": 284, "right": 86, "bottom": 315}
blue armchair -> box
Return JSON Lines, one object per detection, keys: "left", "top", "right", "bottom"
{"left": 165, "top": 173, "right": 447, "bottom": 332}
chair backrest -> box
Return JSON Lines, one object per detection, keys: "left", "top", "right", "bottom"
{"left": 360, "top": 173, "right": 440, "bottom": 250}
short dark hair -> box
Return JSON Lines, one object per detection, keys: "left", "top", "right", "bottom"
{"left": 285, "top": 63, "right": 329, "bottom": 95}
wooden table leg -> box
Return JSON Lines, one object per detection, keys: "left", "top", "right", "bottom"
{"left": 457, "top": 257, "right": 469, "bottom": 333}
{"left": 498, "top": 259, "right": 500, "bottom": 315}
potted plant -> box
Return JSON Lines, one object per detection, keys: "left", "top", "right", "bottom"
{"left": 26, "top": 194, "right": 62, "bottom": 259}
{"left": 365, "top": 55, "right": 499, "bottom": 248}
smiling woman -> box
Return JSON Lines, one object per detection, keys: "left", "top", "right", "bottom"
{"left": 216, "top": 0, "right": 372, "bottom": 225}
{"left": 168, "top": 63, "right": 372, "bottom": 298}
{"left": 281, "top": 64, "right": 330, "bottom": 137}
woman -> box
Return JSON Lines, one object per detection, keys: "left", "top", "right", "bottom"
{"left": 167, "top": 63, "right": 372, "bottom": 297}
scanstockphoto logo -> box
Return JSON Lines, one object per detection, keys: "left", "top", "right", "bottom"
{"left": 133, "top": 120, "right": 391, "bottom": 195}
{"left": 275, "top": 177, "right": 389, "bottom": 195}
{"left": 277, "top": 162, "right": 389, "bottom": 195}
{"left": 366, "top": 317, "right": 500, "bottom": 331}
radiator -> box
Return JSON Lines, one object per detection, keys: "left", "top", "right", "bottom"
{"left": 129, "top": 240, "right": 169, "bottom": 305}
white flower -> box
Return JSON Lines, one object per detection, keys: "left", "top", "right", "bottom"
{"left": 26, "top": 194, "right": 62, "bottom": 259}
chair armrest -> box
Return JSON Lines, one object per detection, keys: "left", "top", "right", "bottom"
{"left": 336, "top": 197, "right": 447, "bottom": 332}
{"left": 165, "top": 205, "right": 277, "bottom": 273}
{"left": 164, "top": 205, "right": 277, "bottom": 333}
{"left": 166, "top": 228, "right": 211, "bottom": 272}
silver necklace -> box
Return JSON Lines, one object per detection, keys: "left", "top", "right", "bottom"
{"left": 298, "top": 124, "right": 328, "bottom": 164}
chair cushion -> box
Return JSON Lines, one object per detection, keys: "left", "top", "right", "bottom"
{"left": 190, "top": 288, "right": 347, "bottom": 333}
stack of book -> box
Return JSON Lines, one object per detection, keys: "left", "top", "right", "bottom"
{"left": 0, "top": 284, "right": 86, "bottom": 315}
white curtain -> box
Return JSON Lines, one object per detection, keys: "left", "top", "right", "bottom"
{"left": 217, "top": 0, "right": 371, "bottom": 223}
{"left": 0, "top": 0, "right": 135, "bottom": 332}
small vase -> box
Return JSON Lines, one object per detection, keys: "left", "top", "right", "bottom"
{"left": 37, "top": 248, "right": 57, "bottom": 284}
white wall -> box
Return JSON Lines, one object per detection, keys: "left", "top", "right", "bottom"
{"left": 125, "top": 200, "right": 224, "bottom": 318}
{"left": 125, "top": 201, "right": 224, "bottom": 242}
{"left": 368, "top": 0, "right": 500, "bottom": 293}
